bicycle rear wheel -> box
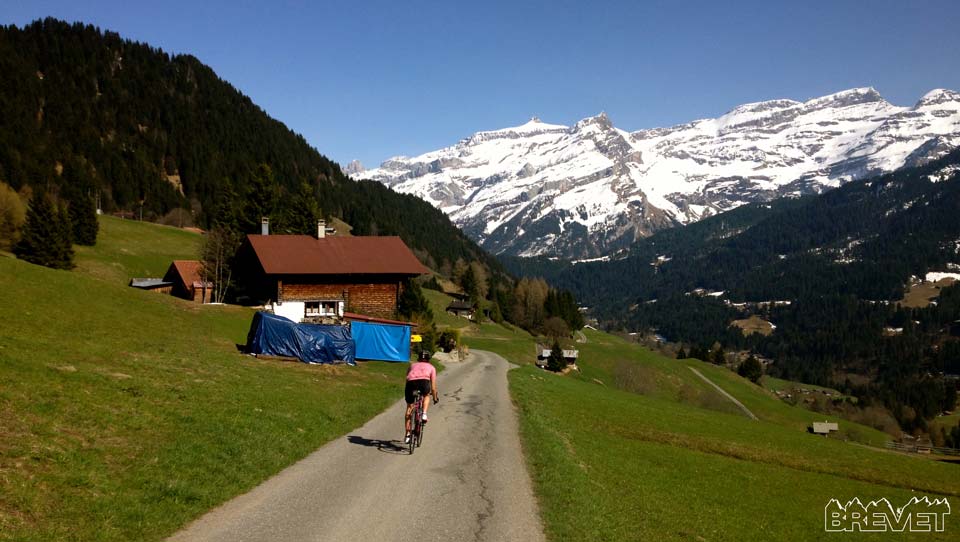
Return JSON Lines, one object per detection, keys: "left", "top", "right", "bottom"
{"left": 409, "top": 398, "right": 420, "bottom": 455}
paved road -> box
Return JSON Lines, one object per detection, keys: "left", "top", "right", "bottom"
{"left": 168, "top": 350, "right": 545, "bottom": 542}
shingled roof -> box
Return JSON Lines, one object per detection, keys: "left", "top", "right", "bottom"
{"left": 165, "top": 260, "right": 212, "bottom": 288}
{"left": 245, "top": 235, "right": 430, "bottom": 276}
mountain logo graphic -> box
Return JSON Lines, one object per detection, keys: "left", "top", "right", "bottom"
{"left": 824, "top": 496, "right": 951, "bottom": 532}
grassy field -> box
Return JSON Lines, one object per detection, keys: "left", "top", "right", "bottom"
{"left": 931, "top": 412, "right": 960, "bottom": 434}
{"left": 0, "top": 219, "right": 408, "bottom": 541}
{"left": 75, "top": 216, "right": 204, "bottom": 281}
{"left": 899, "top": 278, "right": 956, "bottom": 309}
{"left": 510, "top": 364, "right": 959, "bottom": 541}
{"left": 452, "top": 323, "right": 959, "bottom": 540}
{"left": 761, "top": 375, "right": 843, "bottom": 395}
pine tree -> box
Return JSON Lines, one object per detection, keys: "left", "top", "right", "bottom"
{"left": 710, "top": 346, "right": 725, "bottom": 365}
{"left": 54, "top": 201, "right": 75, "bottom": 267}
{"left": 737, "top": 355, "right": 763, "bottom": 383}
{"left": 68, "top": 193, "right": 98, "bottom": 245}
{"left": 676, "top": 347, "right": 687, "bottom": 359}
{"left": 14, "top": 192, "right": 73, "bottom": 269}
{"left": 398, "top": 279, "right": 432, "bottom": 321}
{"left": 547, "top": 339, "right": 566, "bottom": 372}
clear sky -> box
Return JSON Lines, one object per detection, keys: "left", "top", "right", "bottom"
{"left": 4, "top": 0, "right": 960, "bottom": 169}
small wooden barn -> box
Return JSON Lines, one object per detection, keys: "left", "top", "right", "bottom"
{"left": 163, "top": 260, "right": 213, "bottom": 303}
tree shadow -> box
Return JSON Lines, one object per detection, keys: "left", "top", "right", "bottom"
{"left": 346, "top": 435, "right": 407, "bottom": 454}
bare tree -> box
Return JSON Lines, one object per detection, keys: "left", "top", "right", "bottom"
{"left": 200, "top": 227, "right": 241, "bottom": 303}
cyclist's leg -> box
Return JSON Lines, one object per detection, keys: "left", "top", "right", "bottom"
{"left": 418, "top": 379, "right": 432, "bottom": 417}
{"left": 404, "top": 403, "right": 414, "bottom": 433}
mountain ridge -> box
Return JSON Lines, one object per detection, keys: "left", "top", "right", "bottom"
{"left": 362, "top": 87, "right": 960, "bottom": 259}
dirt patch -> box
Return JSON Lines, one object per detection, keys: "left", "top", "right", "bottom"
{"left": 731, "top": 315, "right": 774, "bottom": 336}
{"left": 899, "top": 278, "right": 956, "bottom": 309}
{"left": 612, "top": 360, "right": 658, "bottom": 395}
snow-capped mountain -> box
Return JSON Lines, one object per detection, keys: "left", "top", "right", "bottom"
{"left": 360, "top": 88, "right": 960, "bottom": 259}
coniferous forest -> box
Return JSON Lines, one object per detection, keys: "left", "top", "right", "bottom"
{"left": 0, "top": 18, "right": 499, "bottom": 276}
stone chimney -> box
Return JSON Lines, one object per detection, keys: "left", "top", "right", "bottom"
{"left": 261, "top": 217, "right": 269, "bottom": 235}
{"left": 317, "top": 219, "right": 326, "bottom": 239}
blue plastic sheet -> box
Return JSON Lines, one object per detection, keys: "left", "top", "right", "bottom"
{"left": 246, "top": 312, "right": 356, "bottom": 365}
{"left": 351, "top": 321, "right": 411, "bottom": 362}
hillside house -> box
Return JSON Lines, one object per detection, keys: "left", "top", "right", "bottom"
{"left": 810, "top": 421, "right": 839, "bottom": 436}
{"left": 233, "top": 220, "right": 429, "bottom": 322}
{"left": 163, "top": 260, "right": 213, "bottom": 303}
{"left": 446, "top": 300, "right": 476, "bottom": 319}
{"left": 536, "top": 345, "right": 579, "bottom": 368}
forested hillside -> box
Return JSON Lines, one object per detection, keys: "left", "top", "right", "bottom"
{"left": 0, "top": 18, "right": 498, "bottom": 275}
{"left": 506, "top": 151, "right": 960, "bottom": 432}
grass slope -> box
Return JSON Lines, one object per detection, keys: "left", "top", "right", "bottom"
{"left": 75, "top": 216, "right": 203, "bottom": 282}
{"left": 456, "top": 324, "right": 957, "bottom": 540}
{"left": 0, "top": 218, "right": 408, "bottom": 541}
{"left": 424, "top": 268, "right": 956, "bottom": 541}
{"left": 511, "top": 366, "right": 959, "bottom": 541}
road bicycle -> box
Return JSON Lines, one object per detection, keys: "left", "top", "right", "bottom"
{"left": 408, "top": 390, "right": 437, "bottom": 455}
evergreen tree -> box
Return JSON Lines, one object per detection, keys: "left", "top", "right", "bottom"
{"left": 54, "top": 201, "right": 75, "bottom": 267}
{"left": 398, "top": 279, "right": 432, "bottom": 321}
{"left": 67, "top": 193, "right": 98, "bottom": 245}
{"left": 547, "top": 339, "right": 566, "bottom": 372}
{"left": 14, "top": 192, "right": 73, "bottom": 269}
{"left": 710, "top": 346, "right": 725, "bottom": 365}
{"left": 738, "top": 355, "right": 763, "bottom": 383}
{"left": 676, "top": 347, "right": 687, "bottom": 359}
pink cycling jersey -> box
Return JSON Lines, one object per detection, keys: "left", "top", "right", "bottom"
{"left": 406, "top": 361, "right": 436, "bottom": 382}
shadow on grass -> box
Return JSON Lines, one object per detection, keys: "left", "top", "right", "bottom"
{"left": 347, "top": 435, "right": 407, "bottom": 454}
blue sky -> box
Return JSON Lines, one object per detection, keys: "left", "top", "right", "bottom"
{"left": 5, "top": 0, "right": 960, "bottom": 168}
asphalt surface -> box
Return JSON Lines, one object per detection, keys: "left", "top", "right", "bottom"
{"left": 168, "top": 350, "right": 546, "bottom": 542}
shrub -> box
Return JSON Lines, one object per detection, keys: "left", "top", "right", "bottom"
{"left": 438, "top": 329, "right": 460, "bottom": 353}
{"left": 0, "top": 181, "right": 26, "bottom": 251}
{"left": 737, "top": 355, "right": 763, "bottom": 383}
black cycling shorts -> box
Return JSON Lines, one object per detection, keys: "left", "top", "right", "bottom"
{"left": 405, "top": 379, "right": 432, "bottom": 404}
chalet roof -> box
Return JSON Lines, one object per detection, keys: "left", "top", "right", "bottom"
{"left": 446, "top": 300, "right": 475, "bottom": 311}
{"left": 129, "top": 278, "right": 173, "bottom": 289}
{"left": 245, "top": 235, "right": 429, "bottom": 276}
{"left": 165, "top": 260, "right": 212, "bottom": 288}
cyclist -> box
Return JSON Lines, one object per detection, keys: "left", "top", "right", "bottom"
{"left": 404, "top": 350, "right": 438, "bottom": 444}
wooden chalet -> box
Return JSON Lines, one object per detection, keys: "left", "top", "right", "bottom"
{"left": 446, "top": 299, "right": 476, "bottom": 319}
{"left": 163, "top": 260, "right": 213, "bottom": 303}
{"left": 234, "top": 221, "right": 429, "bottom": 322}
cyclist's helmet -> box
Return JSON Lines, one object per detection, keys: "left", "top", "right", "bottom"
{"left": 418, "top": 350, "right": 432, "bottom": 362}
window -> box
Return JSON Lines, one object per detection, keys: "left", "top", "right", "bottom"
{"left": 305, "top": 300, "right": 341, "bottom": 317}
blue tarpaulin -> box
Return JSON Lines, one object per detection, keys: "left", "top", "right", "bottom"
{"left": 351, "top": 321, "right": 411, "bottom": 362}
{"left": 246, "top": 312, "right": 356, "bottom": 365}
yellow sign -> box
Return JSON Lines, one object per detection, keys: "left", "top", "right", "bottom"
{"left": 410, "top": 334, "right": 422, "bottom": 343}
